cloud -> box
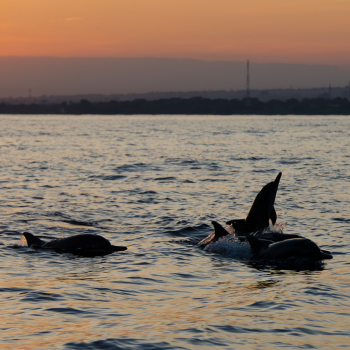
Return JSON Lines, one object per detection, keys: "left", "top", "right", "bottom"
{"left": 64, "top": 17, "right": 82, "bottom": 22}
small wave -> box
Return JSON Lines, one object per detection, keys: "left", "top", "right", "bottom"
{"left": 332, "top": 218, "right": 350, "bottom": 223}
{"left": 212, "top": 130, "right": 234, "bottom": 135}
{"left": 247, "top": 258, "right": 326, "bottom": 272}
{"left": 137, "top": 198, "right": 158, "bottom": 204}
{"left": 278, "top": 156, "right": 314, "bottom": 165}
{"left": 166, "top": 223, "right": 211, "bottom": 237}
{"left": 20, "top": 291, "right": 63, "bottom": 302}
{"left": 46, "top": 211, "right": 101, "bottom": 228}
{"left": 62, "top": 219, "right": 97, "bottom": 227}
{"left": 65, "top": 339, "right": 176, "bottom": 350}
{"left": 154, "top": 176, "right": 177, "bottom": 181}
{"left": 45, "top": 307, "right": 93, "bottom": 315}
{"left": 169, "top": 238, "right": 198, "bottom": 245}
{"left": 113, "top": 163, "right": 148, "bottom": 172}
{"left": 180, "top": 159, "right": 199, "bottom": 165}
{"left": 278, "top": 159, "right": 300, "bottom": 165}
{"left": 89, "top": 174, "right": 127, "bottom": 181}
{"left": 164, "top": 157, "right": 198, "bottom": 165}
{"left": 229, "top": 156, "right": 262, "bottom": 161}
{"left": 0, "top": 287, "right": 32, "bottom": 293}
{"left": 0, "top": 229, "right": 23, "bottom": 236}
{"left": 199, "top": 178, "right": 228, "bottom": 182}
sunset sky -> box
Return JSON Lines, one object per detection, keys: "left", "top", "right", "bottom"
{"left": 1, "top": 0, "right": 350, "bottom": 65}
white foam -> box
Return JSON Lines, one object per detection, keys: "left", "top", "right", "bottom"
{"left": 203, "top": 223, "right": 288, "bottom": 259}
{"left": 203, "top": 235, "right": 252, "bottom": 259}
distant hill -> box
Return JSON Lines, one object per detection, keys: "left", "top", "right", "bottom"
{"left": 0, "top": 57, "right": 350, "bottom": 98}
{"left": 2, "top": 86, "right": 350, "bottom": 104}
{"left": 1, "top": 96, "right": 350, "bottom": 115}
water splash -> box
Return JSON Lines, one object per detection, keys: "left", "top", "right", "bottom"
{"left": 203, "top": 235, "right": 252, "bottom": 259}
{"left": 203, "top": 223, "right": 288, "bottom": 259}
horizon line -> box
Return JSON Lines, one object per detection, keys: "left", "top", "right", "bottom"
{"left": 0, "top": 56, "right": 349, "bottom": 67}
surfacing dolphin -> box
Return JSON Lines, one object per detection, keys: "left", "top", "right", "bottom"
{"left": 198, "top": 221, "right": 231, "bottom": 248}
{"left": 22, "top": 232, "right": 127, "bottom": 257}
{"left": 246, "top": 235, "right": 333, "bottom": 261}
{"left": 226, "top": 172, "right": 282, "bottom": 235}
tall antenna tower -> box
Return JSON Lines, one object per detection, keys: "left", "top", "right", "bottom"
{"left": 246, "top": 59, "right": 250, "bottom": 106}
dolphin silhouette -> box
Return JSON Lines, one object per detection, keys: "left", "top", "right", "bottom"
{"left": 226, "top": 172, "right": 282, "bottom": 235}
{"left": 22, "top": 232, "right": 127, "bottom": 257}
{"left": 246, "top": 235, "right": 333, "bottom": 261}
{"left": 198, "top": 221, "right": 231, "bottom": 248}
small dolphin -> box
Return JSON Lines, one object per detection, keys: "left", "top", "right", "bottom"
{"left": 198, "top": 221, "right": 231, "bottom": 248}
{"left": 226, "top": 172, "right": 282, "bottom": 235}
{"left": 22, "top": 232, "right": 127, "bottom": 257}
{"left": 246, "top": 235, "right": 333, "bottom": 261}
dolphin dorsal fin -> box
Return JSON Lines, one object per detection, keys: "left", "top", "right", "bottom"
{"left": 246, "top": 235, "right": 271, "bottom": 255}
{"left": 212, "top": 221, "right": 230, "bottom": 239}
{"left": 270, "top": 207, "right": 277, "bottom": 225}
{"left": 22, "top": 232, "right": 45, "bottom": 247}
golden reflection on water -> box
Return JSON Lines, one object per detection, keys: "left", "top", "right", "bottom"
{"left": 0, "top": 261, "right": 340, "bottom": 349}
{"left": 0, "top": 265, "right": 349, "bottom": 350}
{"left": 1, "top": 115, "right": 350, "bottom": 349}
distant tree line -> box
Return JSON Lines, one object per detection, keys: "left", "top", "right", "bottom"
{"left": 0, "top": 97, "right": 349, "bottom": 115}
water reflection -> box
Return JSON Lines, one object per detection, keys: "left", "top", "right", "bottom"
{"left": 247, "top": 259, "right": 326, "bottom": 273}
{"left": 0, "top": 115, "right": 349, "bottom": 350}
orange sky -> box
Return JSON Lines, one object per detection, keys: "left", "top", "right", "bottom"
{"left": 1, "top": 0, "right": 350, "bottom": 64}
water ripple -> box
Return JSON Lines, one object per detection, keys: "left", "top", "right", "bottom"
{"left": 0, "top": 115, "right": 349, "bottom": 350}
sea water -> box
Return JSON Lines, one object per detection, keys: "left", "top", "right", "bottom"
{"left": 0, "top": 115, "right": 349, "bottom": 349}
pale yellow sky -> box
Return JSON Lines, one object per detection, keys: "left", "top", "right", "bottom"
{"left": 1, "top": 0, "right": 350, "bottom": 64}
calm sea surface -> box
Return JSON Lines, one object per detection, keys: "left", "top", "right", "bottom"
{"left": 0, "top": 115, "right": 349, "bottom": 350}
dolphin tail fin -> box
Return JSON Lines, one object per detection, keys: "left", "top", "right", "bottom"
{"left": 246, "top": 235, "right": 271, "bottom": 255}
{"left": 22, "top": 232, "right": 45, "bottom": 247}
{"left": 212, "top": 221, "right": 230, "bottom": 239}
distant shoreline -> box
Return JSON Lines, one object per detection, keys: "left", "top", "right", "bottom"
{"left": 1, "top": 97, "right": 350, "bottom": 115}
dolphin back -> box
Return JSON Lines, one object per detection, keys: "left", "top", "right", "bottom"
{"left": 247, "top": 235, "right": 333, "bottom": 261}
{"left": 23, "top": 233, "right": 127, "bottom": 256}
{"left": 246, "top": 235, "right": 272, "bottom": 255}
{"left": 44, "top": 234, "right": 112, "bottom": 249}
{"left": 44, "top": 234, "right": 127, "bottom": 256}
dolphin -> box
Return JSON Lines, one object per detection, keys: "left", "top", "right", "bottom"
{"left": 22, "top": 232, "right": 127, "bottom": 257}
{"left": 248, "top": 230, "right": 303, "bottom": 242}
{"left": 198, "top": 221, "right": 231, "bottom": 248}
{"left": 246, "top": 235, "right": 333, "bottom": 261}
{"left": 226, "top": 172, "right": 282, "bottom": 235}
